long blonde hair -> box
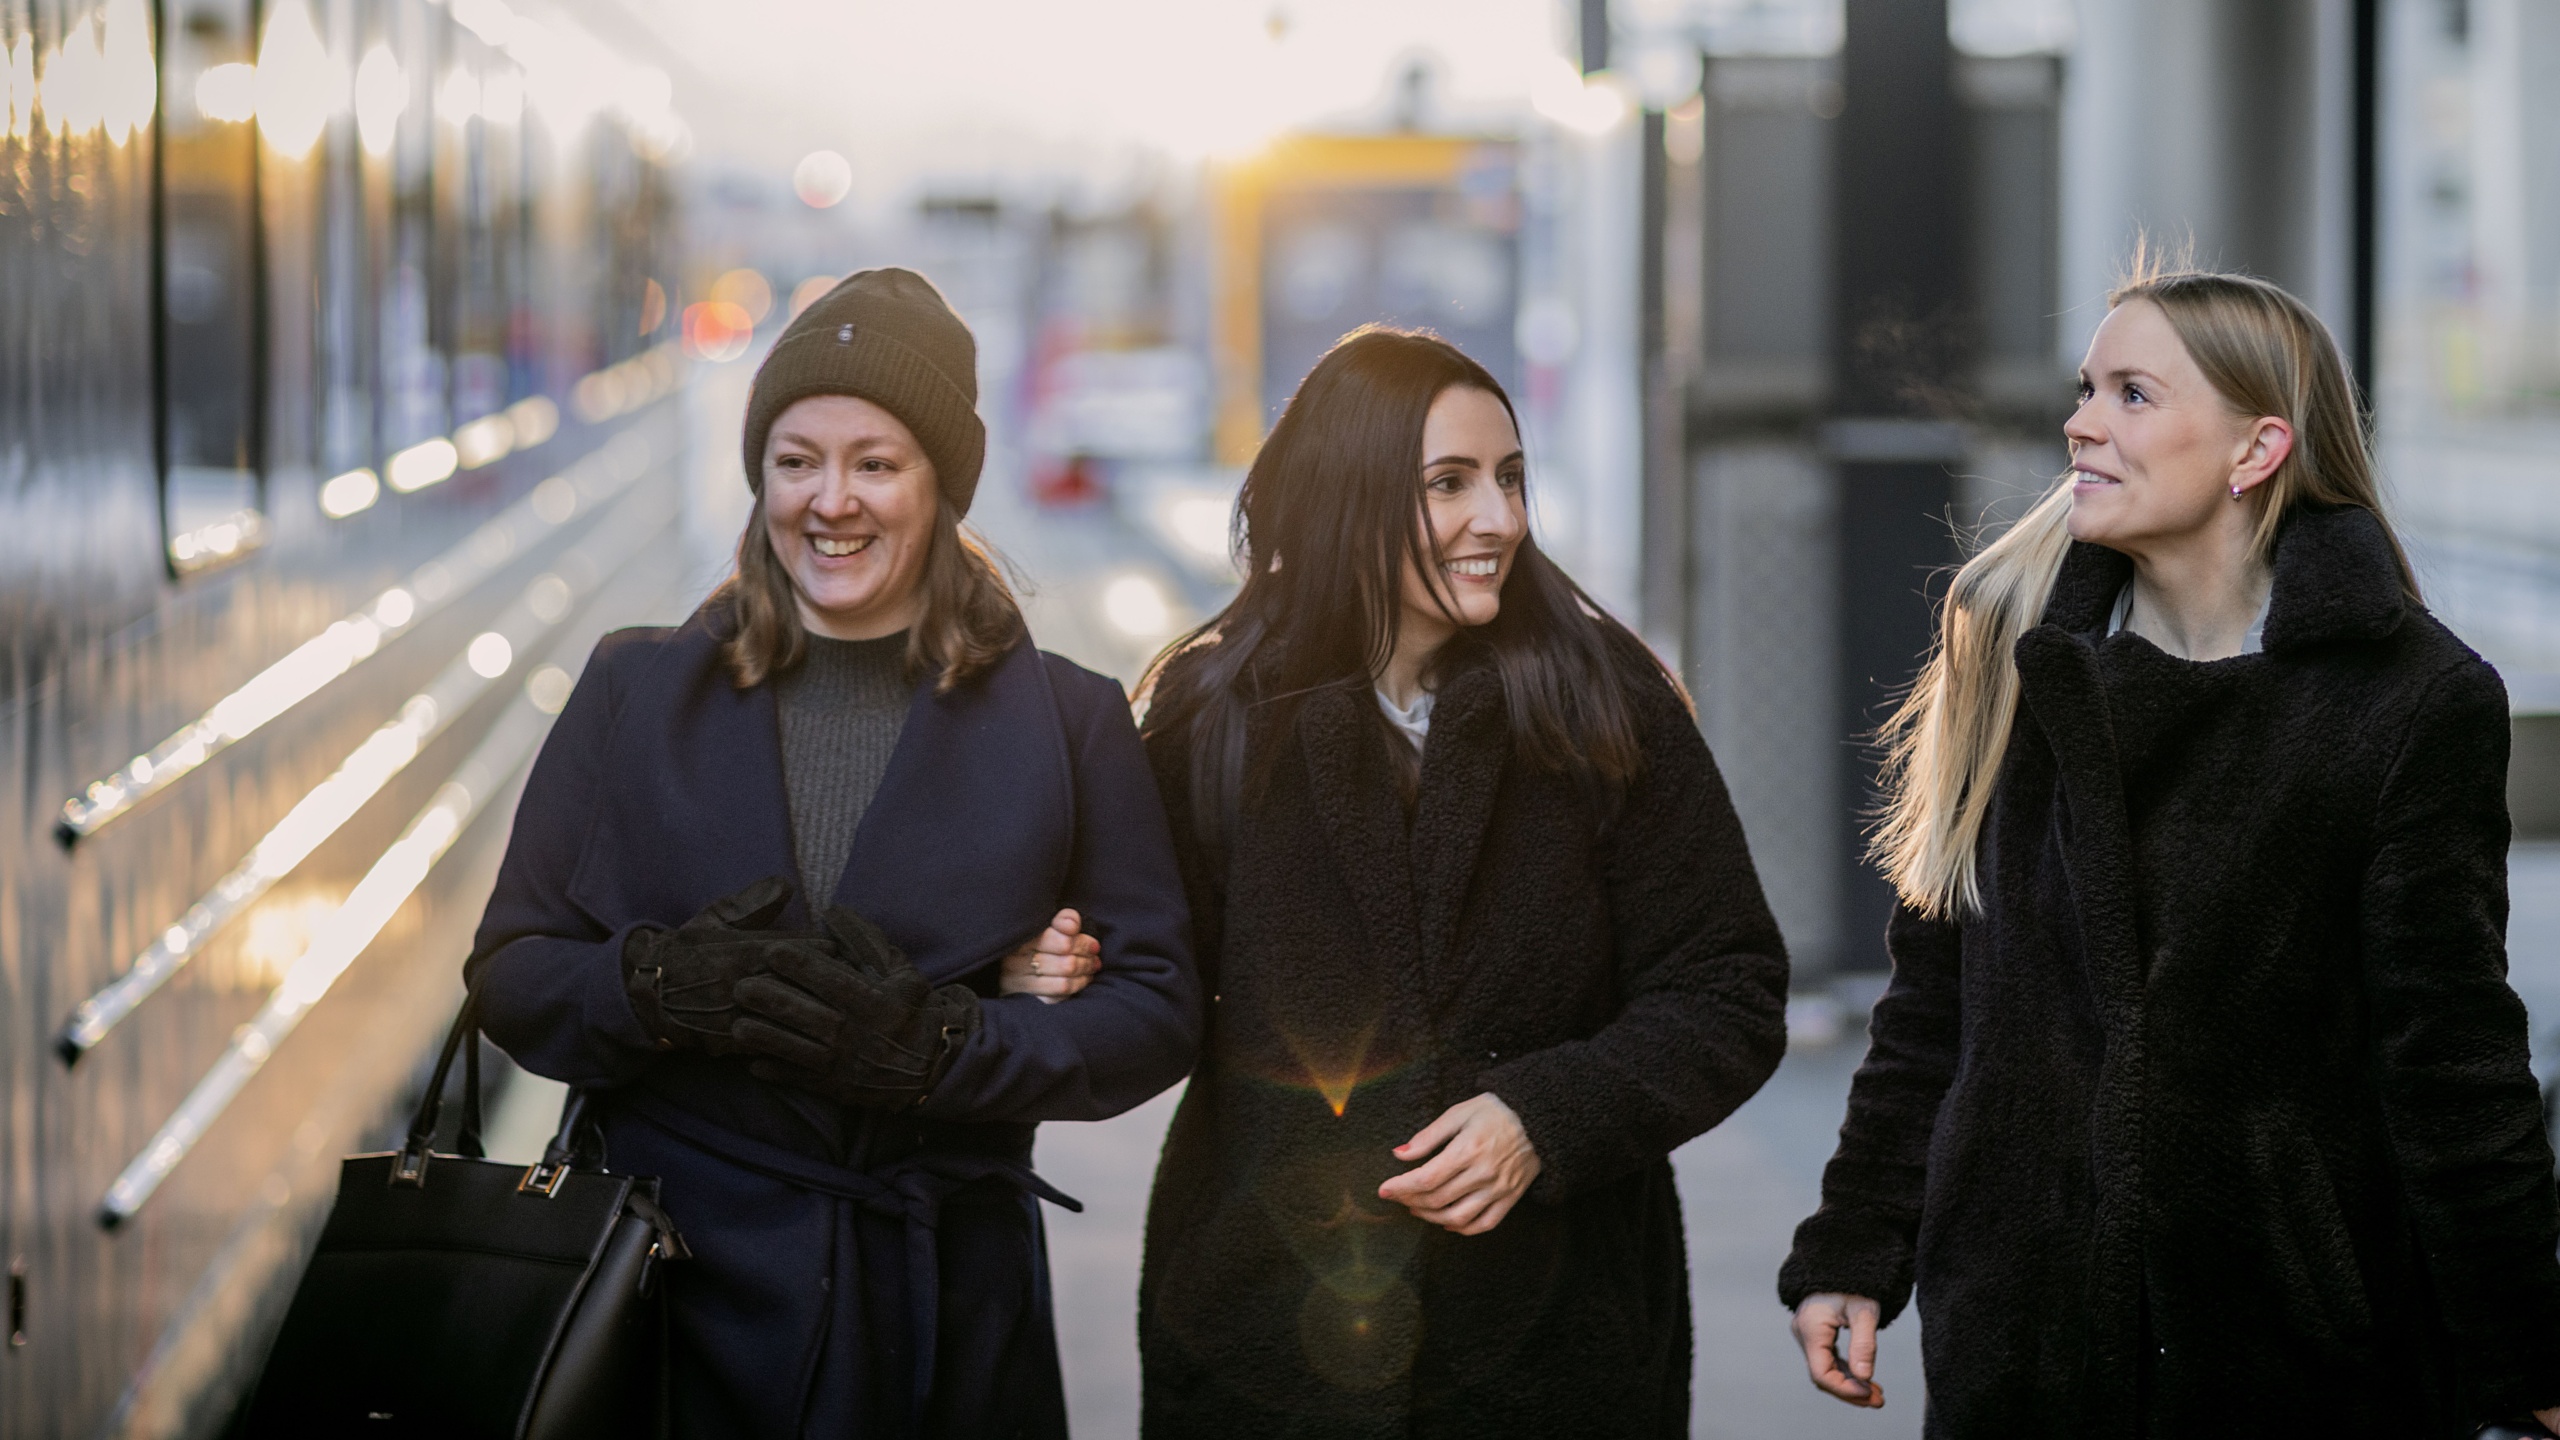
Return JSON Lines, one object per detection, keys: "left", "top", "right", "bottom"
{"left": 1870, "top": 261, "right": 2420, "bottom": 919}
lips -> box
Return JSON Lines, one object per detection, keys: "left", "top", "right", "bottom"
{"left": 810, "top": 535, "right": 875, "bottom": 557}
{"left": 2071, "top": 468, "right": 2121, "bottom": 486}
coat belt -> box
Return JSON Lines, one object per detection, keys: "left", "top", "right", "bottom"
{"left": 616, "top": 1091, "right": 1082, "bottom": 1425}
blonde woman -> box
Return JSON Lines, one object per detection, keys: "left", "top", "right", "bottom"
{"left": 1779, "top": 268, "right": 2560, "bottom": 1438}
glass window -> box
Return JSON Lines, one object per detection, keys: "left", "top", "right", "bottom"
{"left": 379, "top": 0, "right": 442, "bottom": 453}
{"left": 446, "top": 27, "right": 512, "bottom": 425}
{"left": 311, "top": 0, "right": 374, "bottom": 482}
{"left": 158, "top": 0, "right": 266, "bottom": 574}
{"left": 2376, "top": 0, "right": 2560, "bottom": 703}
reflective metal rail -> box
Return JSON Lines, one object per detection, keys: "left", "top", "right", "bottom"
{"left": 96, "top": 497, "right": 686, "bottom": 1227}
{"left": 54, "top": 421, "right": 667, "bottom": 845}
{"left": 56, "top": 473, "right": 679, "bottom": 1063}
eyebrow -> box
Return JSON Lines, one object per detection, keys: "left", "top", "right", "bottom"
{"left": 1424, "top": 449, "right": 1527, "bottom": 470}
{"left": 2079, "top": 366, "right": 2168, "bottom": 388}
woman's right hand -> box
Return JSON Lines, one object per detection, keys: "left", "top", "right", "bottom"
{"left": 1792, "top": 1292, "right": 1885, "bottom": 1408}
{"left": 999, "top": 908, "right": 1101, "bottom": 1003}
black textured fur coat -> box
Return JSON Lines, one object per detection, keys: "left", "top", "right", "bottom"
{"left": 1780, "top": 505, "right": 2560, "bottom": 1437}
{"left": 1137, "top": 638, "right": 1790, "bottom": 1437}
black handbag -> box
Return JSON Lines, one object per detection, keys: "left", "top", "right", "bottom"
{"left": 240, "top": 996, "right": 689, "bottom": 1438}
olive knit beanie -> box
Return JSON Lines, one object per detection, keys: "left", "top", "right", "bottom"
{"left": 739, "top": 267, "right": 985, "bottom": 516}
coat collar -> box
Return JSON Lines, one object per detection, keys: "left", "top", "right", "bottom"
{"left": 1296, "top": 682, "right": 1423, "bottom": 992}
{"left": 2039, "top": 504, "right": 2408, "bottom": 654}
{"left": 574, "top": 601, "right": 1073, "bottom": 982}
{"left": 1290, "top": 648, "right": 1512, "bottom": 1002}
{"left": 1410, "top": 658, "right": 1507, "bottom": 996}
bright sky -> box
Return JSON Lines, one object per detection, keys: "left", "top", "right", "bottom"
{"left": 598, "top": 0, "right": 1571, "bottom": 177}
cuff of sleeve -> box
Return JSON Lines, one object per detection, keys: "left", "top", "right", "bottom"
{"left": 2464, "top": 1341, "right": 2560, "bottom": 1425}
{"left": 594, "top": 921, "right": 668, "bottom": 1053}
{"left": 1482, "top": 1045, "right": 1654, "bottom": 1204}
{"left": 472, "top": 922, "right": 671, "bottom": 1087}
{"left": 1776, "top": 1209, "right": 1917, "bottom": 1326}
{"left": 913, "top": 992, "right": 1027, "bottom": 1120}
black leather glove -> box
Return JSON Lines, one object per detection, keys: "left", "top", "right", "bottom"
{"left": 621, "top": 876, "right": 820, "bottom": 1055}
{"left": 730, "top": 905, "right": 981, "bottom": 1109}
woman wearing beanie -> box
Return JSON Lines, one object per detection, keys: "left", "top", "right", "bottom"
{"left": 1130, "top": 328, "right": 1789, "bottom": 1434}
{"left": 1780, "top": 268, "right": 2560, "bottom": 1437}
{"left": 468, "top": 267, "right": 1199, "bottom": 1438}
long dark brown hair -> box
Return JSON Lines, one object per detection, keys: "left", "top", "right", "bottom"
{"left": 717, "top": 488, "right": 1022, "bottom": 693}
{"left": 1140, "top": 326, "right": 1665, "bottom": 850}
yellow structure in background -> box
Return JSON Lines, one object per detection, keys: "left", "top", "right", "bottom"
{"left": 1209, "top": 133, "right": 1495, "bottom": 465}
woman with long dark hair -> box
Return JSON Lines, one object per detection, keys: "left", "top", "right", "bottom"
{"left": 1781, "top": 266, "right": 2560, "bottom": 1436}
{"left": 1129, "top": 327, "right": 1789, "bottom": 1433}
{"left": 468, "top": 268, "right": 1195, "bottom": 1437}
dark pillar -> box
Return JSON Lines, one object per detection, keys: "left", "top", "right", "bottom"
{"left": 1579, "top": 0, "right": 1611, "bottom": 74}
{"left": 2349, "top": 0, "right": 2381, "bottom": 400}
{"left": 1639, "top": 107, "right": 1685, "bottom": 651}
{"left": 1831, "top": 0, "right": 1968, "bottom": 971}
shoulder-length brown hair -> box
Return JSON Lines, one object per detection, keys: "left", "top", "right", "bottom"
{"left": 716, "top": 489, "right": 1022, "bottom": 693}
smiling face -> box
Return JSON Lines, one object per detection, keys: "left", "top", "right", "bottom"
{"left": 761, "top": 394, "right": 939, "bottom": 640}
{"left": 1395, "top": 385, "right": 1528, "bottom": 652}
{"left": 2064, "top": 298, "right": 2287, "bottom": 557}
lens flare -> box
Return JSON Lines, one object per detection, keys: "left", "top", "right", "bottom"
{"left": 793, "top": 149, "right": 852, "bottom": 209}
{"left": 682, "top": 301, "right": 754, "bottom": 362}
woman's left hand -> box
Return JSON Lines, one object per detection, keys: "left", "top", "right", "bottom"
{"left": 1377, "top": 1092, "right": 1542, "bottom": 1235}
{"left": 998, "top": 909, "right": 1101, "bottom": 1003}
{"left": 2538, "top": 1407, "right": 2560, "bottom": 1434}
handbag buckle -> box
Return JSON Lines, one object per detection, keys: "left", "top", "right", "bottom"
{"left": 518, "top": 1161, "right": 570, "bottom": 1198}
{"left": 389, "top": 1143, "right": 430, "bottom": 1188}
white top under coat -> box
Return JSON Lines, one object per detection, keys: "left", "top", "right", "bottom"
{"left": 1376, "top": 686, "right": 1435, "bottom": 750}
{"left": 2106, "top": 581, "right": 2268, "bottom": 656}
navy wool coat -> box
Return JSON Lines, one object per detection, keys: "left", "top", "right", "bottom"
{"left": 1780, "top": 506, "right": 2560, "bottom": 1436}
{"left": 468, "top": 602, "right": 1199, "bottom": 1438}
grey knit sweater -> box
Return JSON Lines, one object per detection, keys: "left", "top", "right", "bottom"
{"left": 774, "top": 632, "right": 912, "bottom": 908}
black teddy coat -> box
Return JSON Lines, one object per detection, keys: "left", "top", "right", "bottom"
{"left": 1137, "top": 639, "right": 1791, "bottom": 1437}
{"left": 1779, "top": 505, "right": 2560, "bottom": 1438}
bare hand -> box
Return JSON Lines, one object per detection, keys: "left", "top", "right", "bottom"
{"left": 998, "top": 909, "right": 1099, "bottom": 1003}
{"left": 2539, "top": 1407, "right": 2560, "bottom": 1433}
{"left": 1793, "top": 1293, "right": 1884, "bottom": 1407}
{"left": 1376, "top": 1093, "right": 1541, "bottom": 1235}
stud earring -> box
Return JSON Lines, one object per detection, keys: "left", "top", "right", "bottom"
{"left": 2230, "top": 484, "right": 2244, "bottom": 498}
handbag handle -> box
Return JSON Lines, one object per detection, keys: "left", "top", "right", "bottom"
{"left": 392, "top": 994, "right": 490, "bottom": 1187}
{"left": 394, "top": 991, "right": 622, "bottom": 1205}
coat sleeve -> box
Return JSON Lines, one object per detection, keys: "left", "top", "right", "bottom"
{"left": 1775, "top": 903, "right": 1961, "bottom": 1324}
{"left": 466, "top": 630, "right": 670, "bottom": 1087}
{"left": 2360, "top": 659, "right": 2560, "bottom": 1419}
{"left": 1480, "top": 670, "right": 1791, "bottom": 1202}
{"left": 916, "top": 666, "right": 1201, "bottom": 1124}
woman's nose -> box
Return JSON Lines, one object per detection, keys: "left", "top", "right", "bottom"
{"left": 1470, "top": 483, "right": 1523, "bottom": 539}
{"left": 2062, "top": 403, "right": 2104, "bottom": 450}
{"left": 809, "top": 466, "right": 863, "bottom": 517}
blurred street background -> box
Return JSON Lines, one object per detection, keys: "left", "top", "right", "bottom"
{"left": 3, "top": 0, "right": 2557, "bottom": 1434}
